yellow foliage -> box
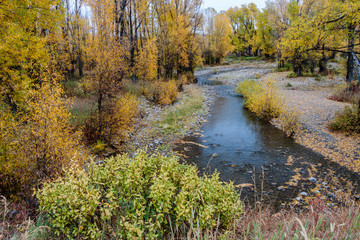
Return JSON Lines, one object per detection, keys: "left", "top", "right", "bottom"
{"left": 237, "top": 79, "right": 283, "bottom": 120}
{"left": 208, "top": 13, "right": 234, "bottom": 62}
{"left": 153, "top": 80, "right": 179, "bottom": 105}
{"left": 84, "top": 93, "right": 139, "bottom": 146}
{"left": 104, "top": 93, "right": 139, "bottom": 144}
{"left": 0, "top": 82, "right": 86, "bottom": 197}
{"left": 135, "top": 37, "right": 158, "bottom": 81}
{"left": 276, "top": 108, "right": 303, "bottom": 137}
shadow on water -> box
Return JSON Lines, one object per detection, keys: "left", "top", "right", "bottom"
{"left": 176, "top": 70, "right": 360, "bottom": 209}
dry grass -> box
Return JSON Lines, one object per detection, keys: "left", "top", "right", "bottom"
{"left": 229, "top": 204, "right": 360, "bottom": 240}
{"left": 2, "top": 194, "right": 360, "bottom": 239}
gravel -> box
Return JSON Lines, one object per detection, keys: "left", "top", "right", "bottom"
{"left": 272, "top": 72, "right": 360, "bottom": 173}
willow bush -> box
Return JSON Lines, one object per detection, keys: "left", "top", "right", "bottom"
{"left": 236, "top": 79, "right": 283, "bottom": 121}
{"left": 236, "top": 79, "right": 302, "bottom": 137}
{"left": 37, "top": 150, "right": 243, "bottom": 239}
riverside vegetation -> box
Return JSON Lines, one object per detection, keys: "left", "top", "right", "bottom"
{"left": 2, "top": 0, "right": 360, "bottom": 239}
{"left": 236, "top": 78, "right": 302, "bottom": 138}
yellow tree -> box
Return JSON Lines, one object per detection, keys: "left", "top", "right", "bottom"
{"left": 135, "top": 37, "right": 158, "bottom": 81}
{"left": 227, "top": 4, "right": 258, "bottom": 56}
{"left": 252, "top": 9, "right": 276, "bottom": 58}
{"left": 210, "top": 13, "right": 234, "bottom": 64}
{"left": 0, "top": 0, "right": 87, "bottom": 198}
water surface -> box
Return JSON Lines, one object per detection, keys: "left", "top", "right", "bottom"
{"left": 176, "top": 69, "right": 360, "bottom": 207}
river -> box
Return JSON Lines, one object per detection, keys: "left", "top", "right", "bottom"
{"left": 175, "top": 66, "right": 360, "bottom": 209}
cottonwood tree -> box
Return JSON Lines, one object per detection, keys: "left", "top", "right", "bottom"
{"left": 202, "top": 10, "right": 234, "bottom": 64}
{"left": 278, "top": 0, "right": 360, "bottom": 77}
{"left": 227, "top": 4, "right": 259, "bottom": 56}
{"left": 0, "top": 0, "right": 86, "bottom": 197}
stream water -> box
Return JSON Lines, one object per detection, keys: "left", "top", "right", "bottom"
{"left": 176, "top": 69, "right": 360, "bottom": 208}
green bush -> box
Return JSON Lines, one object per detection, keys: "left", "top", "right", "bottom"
{"left": 37, "top": 150, "right": 243, "bottom": 239}
{"left": 277, "top": 62, "right": 293, "bottom": 72}
{"left": 329, "top": 105, "right": 360, "bottom": 133}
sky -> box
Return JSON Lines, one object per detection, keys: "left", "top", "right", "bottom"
{"left": 202, "top": 0, "right": 267, "bottom": 12}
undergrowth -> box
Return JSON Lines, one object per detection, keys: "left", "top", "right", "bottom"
{"left": 329, "top": 105, "right": 360, "bottom": 133}
{"left": 329, "top": 82, "right": 360, "bottom": 134}
{"left": 328, "top": 82, "right": 360, "bottom": 103}
{"left": 157, "top": 86, "right": 205, "bottom": 134}
{"left": 3, "top": 194, "right": 360, "bottom": 239}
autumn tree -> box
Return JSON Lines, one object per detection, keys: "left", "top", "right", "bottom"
{"left": 0, "top": 0, "right": 87, "bottom": 198}
{"left": 227, "top": 4, "right": 259, "bottom": 56}
{"left": 203, "top": 10, "right": 234, "bottom": 64}
{"left": 278, "top": 0, "right": 360, "bottom": 77}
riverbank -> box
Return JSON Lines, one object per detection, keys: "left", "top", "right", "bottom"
{"left": 124, "top": 84, "right": 216, "bottom": 155}
{"left": 203, "top": 63, "right": 360, "bottom": 175}
{"left": 271, "top": 73, "right": 360, "bottom": 174}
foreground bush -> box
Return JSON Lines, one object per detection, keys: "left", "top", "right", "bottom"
{"left": 236, "top": 79, "right": 283, "bottom": 121}
{"left": 37, "top": 150, "right": 243, "bottom": 239}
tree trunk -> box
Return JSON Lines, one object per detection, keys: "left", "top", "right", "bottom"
{"left": 346, "top": 24, "right": 355, "bottom": 82}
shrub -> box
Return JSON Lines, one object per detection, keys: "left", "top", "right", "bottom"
{"left": 84, "top": 93, "right": 139, "bottom": 146}
{"left": 329, "top": 105, "right": 360, "bottom": 133}
{"left": 236, "top": 79, "right": 283, "bottom": 121}
{"left": 152, "top": 80, "right": 178, "bottom": 105}
{"left": 314, "top": 75, "right": 322, "bottom": 81}
{"left": 177, "top": 73, "right": 197, "bottom": 91}
{"left": 328, "top": 82, "right": 360, "bottom": 103}
{"left": 37, "top": 150, "right": 243, "bottom": 239}
{"left": 276, "top": 109, "right": 302, "bottom": 137}
{"left": 254, "top": 73, "right": 261, "bottom": 79}
{"left": 0, "top": 83, "right": 85, "bottom": 198}
{"left": 63, "top": 78, "right": 92, "bottom": 98}
{"left": 277, "top": 62, "right": 293, "bottom": 72}
{"left": 287, "top": 72, "right": 297, "bottom": 78}
{"left": 285, "top": 83, "right": 293, "bottom": 88}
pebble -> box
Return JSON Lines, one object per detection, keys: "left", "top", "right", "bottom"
{"left": 308, "top": 177, "right": 317, "bottom": 183}
{"left": 296, "top": 197, "right": 301, "bottom": 201}
{"left": 247, "top": 171, "right": 253, "bottom": 174}
{"left": 300, "top": 192, "right": 308, "bottom": 197}
{"left": 271, "top": 182, "right": 278, "bottom": 186}
{"left": 278, "top": 186, "right": 284, "bottom": 191}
